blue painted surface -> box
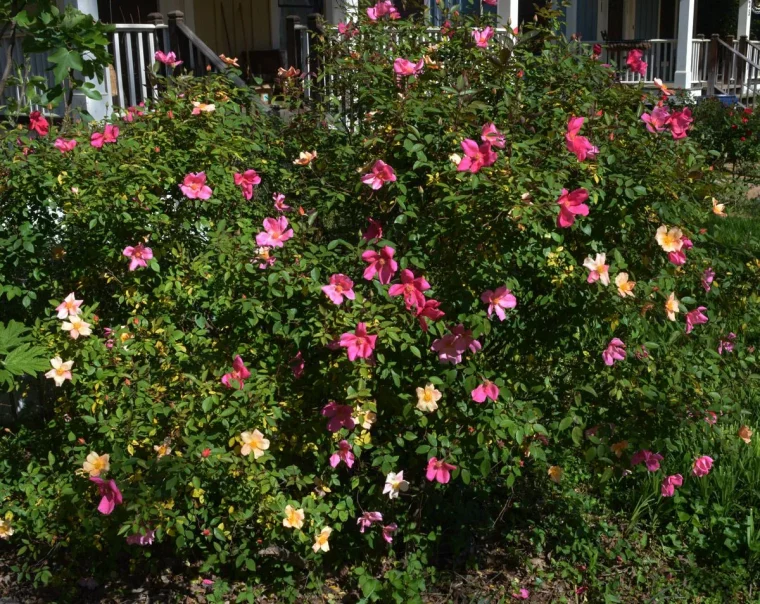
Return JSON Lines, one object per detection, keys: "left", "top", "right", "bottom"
{"left": 635, "top": 0, "right": 660, "bottom": 39}
{"left": 577, "top": 0, "right": 598, "bottom": 41}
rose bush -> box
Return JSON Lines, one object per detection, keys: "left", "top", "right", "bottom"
{"left": 1, "top": 4, "right": 759, "bottom": 599}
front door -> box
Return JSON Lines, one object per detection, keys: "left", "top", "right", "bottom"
{"left": 607, "top": 0, "right": 623, "bottom": 39}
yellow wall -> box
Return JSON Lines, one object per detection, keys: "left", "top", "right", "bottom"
{"left": 194, "top": 0, "right": 271, "bottom": 56}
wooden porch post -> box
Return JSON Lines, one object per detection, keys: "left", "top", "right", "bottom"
{"left": 307, "top": 14, "right": 322, "bottom": 101}
{"left": 673, "top": 0, "right": 696, "bottom": 89}
{"left": 738, "top": 0, "right": 752, "bottom": 40}
{"left": 739, "top": 35, "right": 749, "bottom": 88}
{"left": 706, "top": 33, "right": 719, "bottom": 97}
{"left": 168, "top": 11, "right": 191, "bottom": 72}
{"left": 497, "top": 0, "right": 519, "bottom": 28}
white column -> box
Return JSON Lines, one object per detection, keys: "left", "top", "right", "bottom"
{"left": 498, "top": 0, "right": 519, "bottom": 28}
{"left": 63, "top": 0, "right": 108, "bottom": 120}
{"left": 738, "top": 0, "right": 752, "bottom": 39}
{"left": 565, "top": 0, "right": 578, "bottom": 39}
{"left": 673, "top": 0, "right": 696, "bottom": 89}
{"left": 327, "top": 0, "right": 359, "bottom": 23}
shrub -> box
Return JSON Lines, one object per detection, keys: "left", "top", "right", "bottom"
{"left": 690, "top": 97, "right": 760, "bottom": 178}
{"left": 1, "top": 5, "right": 759, "bottom": 599}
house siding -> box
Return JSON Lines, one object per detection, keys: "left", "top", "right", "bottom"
{"left": 635, "top": 0, "right": 659, "bottom": 39}
{"left": 577, "top": 0, "right": 597, "bottom": 41}
{"left": 194, "top": 0, "right": 271, "bottom": 56}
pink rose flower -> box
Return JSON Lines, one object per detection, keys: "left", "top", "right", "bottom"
{"left": 393, "top": 58, "right": 424, "bottom": 77}
{"left": 626, "top": 48, "right": 647, "bottom": 76}
{"left": 321, "top": 401, "right": 355, "bottom": 432}
{"left": 54, "top": 138, "right": 77, "bottom": 153}
{"left": 89, "top": 476, "right": 123, "bottom": 515}
{"left": 361, "top": 160, "right": 397, "bottom": 190}
{"left": 180, "top": 172, "right": 213, "bottom": 200}
{"left": 233, "top": 169, "right": 261, "bottom": 200}
{"left": 363, "top": 217, "right": 383, "bottom": 242}
{"left": 481, "top": 286, "right": 517, "bottom": 320}
{"left": 322, "top": 274, "right": 355, "bottom": 305}
{"left": 330, "top": 439, "right": 355, "bottom": 468}
{"left": 660, "top": 474, "right": 683, "bottom": 497}
{"left": 565, "top": 116, "right": 598, "bottom": 162}
{"left": 29, "top": 111, "right": 49, "bottom": 136}
{"left": 362, "top": 246, "right": 397, "bottom": 284}
{"left": 557, "top": 188, "right": 590, "bottom": 228}
{"left": 426, "top": 457, "right": 456, "bottom": 484}
{"left": 221, "top": 355, "right": 251, "bottom": 389}
{"left": 256, "top": 216, "right": 294, "bottom": 248}
{"left": 692, "top": 455, "right": 713, "bottom": 477}
{"left": 471, "top": 380, "right": 499, "bottom": 403}
{"left": 472, "top": 26, "right": 494, "bottom": 49}
{"left": 685, "top": 306, "right": 708, "bottom": 334}
{"left": 416, "top": 298, "right": 445, "bottom": 331}
{"left": 481, "top": 122, "right": 505, "bottom": 148}
{"left": 123, "top": 243, "right": 153, "bottom": 271}
{"left": 155, "top": 50, "right": 183, "bottom": 68}
{"left": 339, "top": 322, "right": 377, "bottom": 361}
{"left": 631, "top": 449, "right": 664, "bottom": 472}
{"left": 602, "top": 338, "right": 626, "bottom": 366}
{"left": 388, "top": 269, "right": 430, "bottom": 310}
{"left": 357, "top": 511, "right": 383, "bottom": 533}
{"left": 457, "top": 139, "right": 497, "bottom": 173}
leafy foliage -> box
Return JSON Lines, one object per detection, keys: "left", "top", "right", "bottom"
{"left": 0, "top": 1, "right": 112, "bottom": 113}
{"left": 0, "top": 321, "right": 50, "bottom": 390}
{"left": 0, "top": 5, "right": 759, "bottom": 600}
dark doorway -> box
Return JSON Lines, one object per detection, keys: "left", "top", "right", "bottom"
{"left": 606, "top": 0, "right": 624, "bottom": 40}
{"left": 659, "top": 0, "right": 676, "bottom": 38}
{"left": 97, "top": 0, "right": 158, "bottom": 23}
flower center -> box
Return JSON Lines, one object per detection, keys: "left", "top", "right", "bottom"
{"left": 56, "top": 367, "right": 67, "bottom": 376}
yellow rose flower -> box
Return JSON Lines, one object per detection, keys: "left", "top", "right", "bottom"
{"left": 82, "top": 452, "right": 110, "bottom": 477}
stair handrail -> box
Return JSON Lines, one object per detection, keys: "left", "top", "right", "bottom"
{"left": 167, "top": 11, "right": 244, "bottom": 87}
{"left": 715, "top": 35, "right": 760, "bottom": 71}
{"left": 166, "top": 11, "right": 271, "bottom": 113}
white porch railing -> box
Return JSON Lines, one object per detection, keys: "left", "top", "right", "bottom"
{"left": 692, "top": 37, "right": 710, "bottom": 84}
{"left": 583, "top": 40, "right": 681, "bottom": 85}
{"left": 0, "top": 22, "right": 168, "bottom": 115}
{"left": 106, "top": 23, "right": 168, "bottom": 110}
{"left": 0, "top": 34, "right": 61, "bottom": 114}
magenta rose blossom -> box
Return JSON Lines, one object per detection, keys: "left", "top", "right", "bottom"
{"left": 362, "top": 246, "right": 398, "bottom": 284}
{"left": 361, "top": 160, "right": 397, "bottom": 189}
{"left": 322, "top": 274, "right": 355, "bottom": 305}
{"left": 602, "top": 338, "right": 626, "bottom": 366}
{"left": 388, "top": 269, "right": 430, "bottom": 310}
{"left": 339, "top": 322, "right": 377, "bottom": 361}
{"left": 256, "top": 216, "right": 294, "bottom": 248}
{"left": 321, "top": 401, "right": 355, "bottom": 432}
{"left": 471, "top": 380, "right": 499, "bottom": 403}
{"left": 426, "top": 457, "right": 456, "bottom": 484}
{"left": 180, "top": 172, "right": 213, "bottom": 200}
{"left": 631, "top": 449, "right": 664, "bottom": 472}
{"left": 89, "top": 477, "right": 123, "bottom": 515}
{"left": 660, "top": 474, "right": 683, "bottom": 497}
{"left": 221, "top": 355, "right": 251, "bottom": 389}
{"left": 233, "top": 169, "right": 261, "bottom": 200}
{"left": 692, "top": 455, "right": 714, "bottom": 477}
